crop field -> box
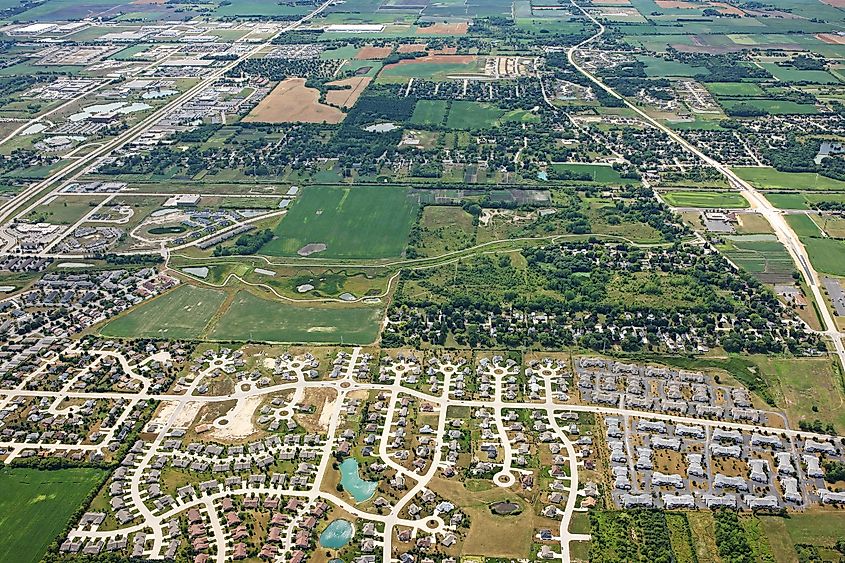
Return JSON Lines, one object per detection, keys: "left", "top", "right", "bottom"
{"left": 758, "top": 62, "right": 841, "bottom": 84}
{"left": 733, "top": 167, "right": 845, "bottom": 191}
{"left": 207, "top": 291, "right": 383, "bottom": 344}
{"left": 804, "top": 237, "right": 845, "bottom": 276}
{"left": 766, "top": 191, "right": 845, "bottom": 209}
{"left": 785, "top": 213, "right": 824, "bottom": 238}
{"left": 637, "top": 55, "right": 708, "bottom": 77}
{"left": 446, "top": 101, "right": 507, "bottom": 129}
{"left": 661, "top": 190, "right": 749, "bottom": 208}
{"left": 377, "top": 55, "right": 481, "bottom": 82}
{"left": 717, "top": 235, "right": 796, "bottom": 283}
{"left": 100, "top": 284, "right": 227, "bottom": 339}
{"left": 243, "top": 78, "right": 344, "bottom": 124}
{"left": 411, "top": 100, "right": 448, "bottom": 125}
{"left": 704, "top": 82, "right": 766, "bottom": 97}
{"left": 325, "top": 77, "right": 372, "bottom": 108}
{"left": 260, "top": 186, "right": 419, "bottom": 259}
{"left": 720, "top": 98, "right": 819, "bottom": 115}
{"left": 0, "top": 468, "right": 105, "bottom": 563}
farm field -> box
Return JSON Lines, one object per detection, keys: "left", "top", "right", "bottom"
{"left": 260, "top": 185, "right": 419, "bottom": 259}
{"left": 758, "top": 62, "right": 841, "bottom": 84}
{"left": 100, "top": 284, "right": 227, "bottom": 339}
{"left": 206, "top": 291, "right": 383, "bottom": 344}
{"left": 704, "top": 81, "right": 766, "bottom": 97}
{"left": 803, "top": 237, "right": 845, "bottom": 276}
{"left": 720, "top": 98, "right": 819, "bottom": 115}
{"left": 638, "top": 55, "right": 708, "bottom": 77}
{"left": 377, "top": 55, "right": 482, "bottom": 82}
{"left": 411, "top": 99, "right": 448, "bottom": 125}
{"left": 661, "top": 190, "right": 749, "bottom": 208}
{"left": 243, "top": 78, "right": 344, "bottom": 124}
{"left": 717, "top": 234, "right": 796, "bottom": 283}
{"left": 0, "top": 468, "right": 105, "bottom": 563}
{"left": 766, "top": 191, "right": 845, "bottom": 209}
{"left": 785, "top": 213, "right": 824, "bottom": 238}
{"left": 734, "top": 167, "right": 845, "bottom": 191}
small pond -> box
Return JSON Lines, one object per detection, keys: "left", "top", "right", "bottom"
{"left": 320, "top": 519, "right": 354, "bottom": 549}
{"left": 339, "top": 457, "right": 378, "bottom": 502}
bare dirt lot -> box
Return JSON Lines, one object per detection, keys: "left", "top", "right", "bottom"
{"left": 417, "top": 22, "right": 468, "bottom": 35}
{"left": 817, "top": 33, "right": 845, "bottom": 44}
{"left": 821, "top": 0, "right": 845, "bottom": 7}
{"left": 398, "top": 43, "right": 427, "bottom": 53}
{"left": 244, "top": 78, "right": 344, "bottom": 124}
{"left": 326, "top": 77, "right": 372, "bottom": 108}
{"left": 356, "top": 46, "right": 393, "bottom": 60}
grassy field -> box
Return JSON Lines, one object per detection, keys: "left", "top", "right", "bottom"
{"left": 411, "top": 100, "right": 448, "bottom": 126}
{"left": 0, "top": 468, "right": 105, "bottom": 563}
{"left": 662, "top": 190, "right": 749, "bottom": 208}
{"left": 734, "top": 167, "right": 845, "bottom": 191}
{"left": 417, "top": 205, "right": 476, "bottom": 255}
{"left": 638, "top": 55, "right": 708, "bottom": 77}
{"left": 100, "top": 284, "right": 226, "bottom": 339}
{"left": 759, "top": 62, "right": 841, "bottom": 84}
{"left": 550, "top": 163, "right": 627, "bottom": 184}
{"left": 804, "top": 237, "right": 845, "bottom": 276}
{"left": 260, "top": 186, "right": 418, "bottom": 259}
{"left": 206, "top": 291, "right": 382, "bottom": 344}
{"left": 24, "top": 196, "right": 105, "bottom": 225}
{"left": 782, "top": 512, "right": 845, "bottom": 547}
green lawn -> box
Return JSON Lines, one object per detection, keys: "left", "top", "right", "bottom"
{"left": 0, "top": 468, "right": 105, "bottom": 563}
{"left": 411, "top": 100, "right": 448, "bottom": 126}
{"left": 662, "top": 190, "right": 749, "bottom": 208}
{"left": 206, "top": 291, "right": 382, "bottom": 344}
{"left": 260, "top": 186, "right": 418, "bottom": 259}
{"left": 100, "top": 284, "right": 226, "bottom": 339}
{"left": 734, "top": 167, "right": 845, "bottom": 191}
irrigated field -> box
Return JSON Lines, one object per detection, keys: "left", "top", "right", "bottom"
{"left": 0, "top": 468, "right": 105, "bottom": 563}
{"left": 207, "top": 291, "right": 383, "bottom": 344}
{"left": 261, "top": 186, "right": 419, "bottom": 259}
{"left": 100, "top": 284, "right": 226, "bottom": 339}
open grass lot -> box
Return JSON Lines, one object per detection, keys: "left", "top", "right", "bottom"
{"left": 446, "top": 101, "right": 504, "bottom": 129}
{"left": 781, "top": 512, "right": 845, "bottom": 547}
{"left": 638, "top": 55, "right": 708, "bottom": 77}
{"left": 717, "top": 235, "right": 796, "bottom": 283}
{"left": 206, "top": 291, "right": 382, "bottom": 344}
{"left": 411, "top": 99, "right": 448, "bottom": 126}
{"left": 550, "top": 163, "right": 628, "bottom": 184}
{"left": 24, "top": 195, "right": 105, "bottom": 225}
{"left": 260, "top": 186, "right": 418, "bottom": 259}
{"left": 100, "top": 284, "right": 226, "bottom": 339}
{"left": 661, "top": 190, "right": 749, "bottom": 208}
{"left": 417, "top": 205, "right": 476, "bottom": 255}
{"left": 804, "top": 237, "right": 845, "bottom": 276}
{"left": 214, "top": 0, "right": 309, "bottom": 17}
{"left": 0, "top": 467, "right": 105, "bottom": 563}
{"left": 752, "top": 356, "right": 845, "bottom": 431}
{"left": 734, "top": 166, "right": 845, "bottom": 191}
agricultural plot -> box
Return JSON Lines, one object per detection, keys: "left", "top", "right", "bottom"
{"left": 661, "top": 190, "right": 749, "bottom": 208}
{"left": 260, "top": 186, "right": 419, "bottom": 259}
{"left": 804, "top": 237, "right": 845, "bottom": 276}
{"left": 100, "top": 284, "right": 227, "bottom": 340}
{"left": 206, "top": 291, "right": 383, "bottom": 344}
{"left": 377, "top": 55, "right": 482, "bottom": 82}
{"left": 243, "top": 78, "right": 344, "bottom": 124}
{"left": 637, "top": 55, "right": 708, "bottom": 77}
{"left": 758, "top": 62, "right": 841, "bottom": 84}
{"left": 734, "top": 167, "right": 845, "bottom": 191}
{"left": 411, "top": 100, "right": 448, "bottom": 126}
{"left": 704, "top": 82, "right": 766, "bottom": 97}
{"left": 214, "top": 1, "right": 310, "bottom": 17}
{"left": 717, "top": 234, "right": 796, "bottom": 283}
{"left": 785, "top": 213, "right": 824, "bottom": 238}
{"left": 719, "top": 98, "right": 818, "bottom": 115}
{"left": 549, "top": 163, "right": 628, "bottom": 184}
{"left": 0, "top": 468, "right": 105, "bottom": 563}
